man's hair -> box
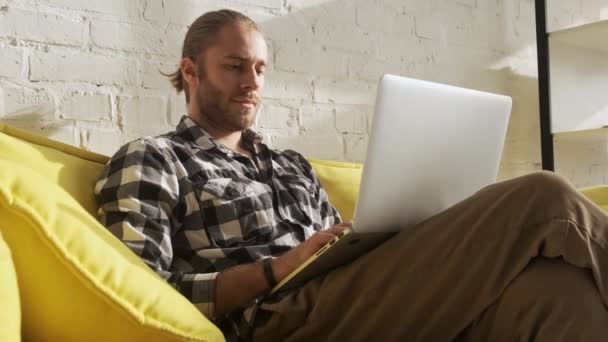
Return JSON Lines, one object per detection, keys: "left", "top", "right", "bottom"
{"left": 166, "top": 9, "right": 260, "bottom": 103}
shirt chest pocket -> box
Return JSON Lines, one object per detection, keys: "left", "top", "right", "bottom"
{"left": 193, "top": 177, "right": 273, "bottom": 247}
{"left": 195, "top": 178, "right": 252, "bottom": 204}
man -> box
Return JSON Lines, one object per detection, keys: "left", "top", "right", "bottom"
{"left": 95, "top": 9, "right": 608, "bottom": 341}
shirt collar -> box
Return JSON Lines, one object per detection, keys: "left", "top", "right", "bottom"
{"left": 175, "top": 115, "right": 263, "bottom": 154}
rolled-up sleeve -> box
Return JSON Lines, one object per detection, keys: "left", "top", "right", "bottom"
{"left": 94, "top": 138, "right": 218, "bottom": 319}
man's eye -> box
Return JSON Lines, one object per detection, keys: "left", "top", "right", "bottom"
{"left": 225, "top": 64, "right": 241, "bottom": 70}
{"left": 256, "top": 68, "right": 265, "bottom": 75}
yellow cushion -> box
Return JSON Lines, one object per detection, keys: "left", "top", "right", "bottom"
{"left": 0, "top": 161, "right": 224, "bottom": 341}
{"left": 0, "top": 123, "right": 109, "bottom": 217}
{"left": 0, "top": 122, "right": 365, "bottom": 224}
{"left": 0, "top": 231, "right": 20, "bottom": 342}
{"left": 308, "top": 158, "right": 363, "bottom": 221}
{"left": 580, "top": 186, "right": 608, "bottom": 213}
{"left": 307, "top": 161, "right": 608, "bottom": 221}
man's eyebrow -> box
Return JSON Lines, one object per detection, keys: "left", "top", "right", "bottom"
{"left": 224, "top": 55, "right": 266, "bottom": 66}
{"left": 224, "top": 55, "right": 247, "bottom": 61}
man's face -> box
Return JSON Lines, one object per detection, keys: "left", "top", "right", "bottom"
{"left": 193, "top": 24, "right": 267, "bottom": 132}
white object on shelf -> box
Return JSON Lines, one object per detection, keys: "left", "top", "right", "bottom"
{"left": 550, "top": 20, "right": 608, "bottom": 52}
{"left": 548, "top": 19, "right": 608, "bottom": 134}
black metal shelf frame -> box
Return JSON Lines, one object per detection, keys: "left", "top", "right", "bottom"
{"left": 535, "top": 0, "right": 555, "bottom": 171}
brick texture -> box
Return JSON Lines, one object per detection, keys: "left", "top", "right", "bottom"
{"left": 0, "top": 0, "right": 605, "bottom": 186}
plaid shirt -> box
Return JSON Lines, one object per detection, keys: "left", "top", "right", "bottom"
{"left": 95, "top": 116, "right": 340, "bottom": 339}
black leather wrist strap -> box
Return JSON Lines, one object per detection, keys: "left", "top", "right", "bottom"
{"left": 262, "top": 257, "right": 278, "bottom": 289}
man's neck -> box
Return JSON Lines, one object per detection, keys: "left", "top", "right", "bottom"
{"left": 188, "top": 113, "right": 250, "bottom": 157}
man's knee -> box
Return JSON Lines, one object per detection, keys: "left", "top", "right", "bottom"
{"left": 511, "top": 171, "right": 578, "bottom": 204}
{"left": 519, "top": 171, "right": 573, "bottom": 192}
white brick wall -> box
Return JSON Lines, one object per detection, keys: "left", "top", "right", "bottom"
{"left": 60, "top": 93, "right": 110, "bottom": 121}
{"left": 0, "top": 87, "right": 54, "bottom": 120}
{"left": 258, "top": 102, "right": 296, "bottom": 130}
{"left": 118, "top": 96, "right": 168, "bottom": 136}
{"left": 0, "top": 44, "right": 22, "bottom": 78}
{"left": 34, "top": 0, "right": 145, "bottom": 19}
{"left": 29, "top": 51, "right": 138, "bottom": 85}
{"left": 0, "top": 7, "right": 85, "bottom": 46}
{"left": 335, "top": 104, "right": 370, "bottom": 135}
{"left": 1, "top": 0, "right": 607, "bottom": 186}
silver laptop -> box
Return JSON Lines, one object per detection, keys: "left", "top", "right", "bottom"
{"left": 271, "top": 74, "right": 512, "bottom": 294}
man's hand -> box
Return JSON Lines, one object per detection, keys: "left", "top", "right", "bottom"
{"left": 214, "top": 221, "right": 352, "bottom": 317}
{"left": 271, "top": 221, "right": 353, "bottom": 282}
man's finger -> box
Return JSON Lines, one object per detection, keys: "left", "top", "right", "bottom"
{"left": 325, "top": 222, "right": 352, "bottom": 235}
{"left": 309, "top": 232, "right": 337, "bottom": 248}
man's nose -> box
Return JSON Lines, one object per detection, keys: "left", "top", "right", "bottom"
{"left": 240, "top": 68, "right": 261, "bottom": 91}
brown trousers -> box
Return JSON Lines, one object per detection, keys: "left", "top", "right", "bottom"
{"left": 251, "top": 172, "right": 608, "bottom": 341}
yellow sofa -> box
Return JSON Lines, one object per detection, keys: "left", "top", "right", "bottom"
{"left": 0, "top": 123, "right": 365, "bottom": 341}
{"left": 0, "top": 124, "right": 223, "bottom": 342}
{"left": 1, "top": 122, "right": 607, "bottom": 341}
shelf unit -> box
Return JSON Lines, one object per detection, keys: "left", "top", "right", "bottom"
{"left": 535, "top": 0, "right": 608, "bottom": 171}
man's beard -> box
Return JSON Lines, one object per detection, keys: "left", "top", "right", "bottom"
{"left": 195, "top": 76, "right": 261, "bottom": 132}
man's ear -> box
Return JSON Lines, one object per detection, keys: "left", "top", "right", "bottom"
{"left": 180, "top": 57, "right": 199, "bottom": 89}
